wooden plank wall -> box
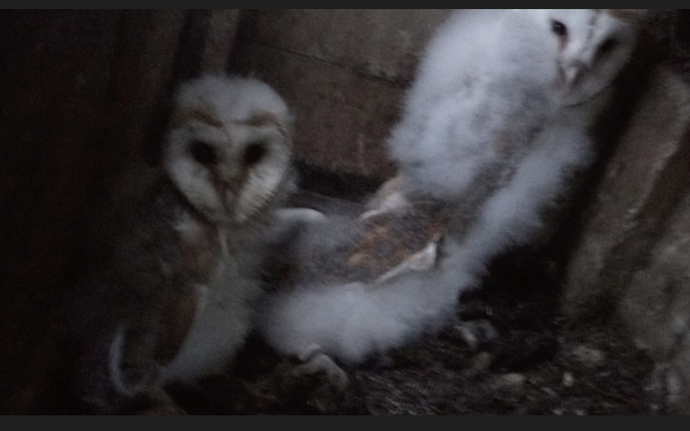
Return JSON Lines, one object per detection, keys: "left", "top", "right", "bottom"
{"left": 0, "top": 10, "right": 241, "bottom": 413}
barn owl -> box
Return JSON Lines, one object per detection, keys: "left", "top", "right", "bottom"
{"left": 70, "top": 74, "right": 295, "bottom": 413}
{"left": 259, "top": 9, "right": 646, "bottom": 366}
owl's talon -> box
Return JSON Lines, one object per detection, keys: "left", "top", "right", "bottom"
{"left": 454, "top": 319, "right": 499, "bottom": 351}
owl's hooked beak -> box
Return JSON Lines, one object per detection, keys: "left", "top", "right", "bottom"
{"left": 222, "top": 185, "right": 237, "bottom": 215}
{"left": 562, "top": 59, "right": 587, "bottom": 89}
{"left": 232, "top": 176, "right": 282, "bottom": 224}
{"left": 232, "top": 151, "right": 291, "bottom": 225}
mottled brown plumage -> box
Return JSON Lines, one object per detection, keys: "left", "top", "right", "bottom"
{"left": 69, "top": 74, "right": 295, "bottom": 414}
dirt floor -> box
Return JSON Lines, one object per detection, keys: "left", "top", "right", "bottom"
{"left": 163, "top": 168, "right": 667, "bottom": 415}
{"left": 165, "top": 259, "right": 664, "bottom": 415}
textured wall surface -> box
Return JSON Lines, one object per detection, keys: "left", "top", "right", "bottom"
{"left": 620, "top": 192, "right": 690, "bottom": 412}
{"left": 562, "top": 66, "right": 690, "bottom": 412}
{"left": 563, "top": 68, "right": 690, "bottom": 316}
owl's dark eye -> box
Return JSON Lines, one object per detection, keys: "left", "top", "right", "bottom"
{"left": 244, "top": 141, "right": 267, "bottom": 166}
{"left": 190, "top": 140, "right": 218, "bottom": 165}
{"left": 599, "top": 37, "right": 618, "bottom": 54}
{"left": 551, "top": 20, "right": 568, "bottom": 37}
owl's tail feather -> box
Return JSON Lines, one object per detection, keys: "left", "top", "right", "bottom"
{"left": 259, "top": 238, "right": 478, "bottom": 364}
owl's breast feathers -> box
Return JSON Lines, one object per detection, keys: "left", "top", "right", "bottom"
{"left": 173, "top": 209, "right": 223, "bottom": 280}
{"left": 108, "top": 178, "right": 225, "bottom": 378}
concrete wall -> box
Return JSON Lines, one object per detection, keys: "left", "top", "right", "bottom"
{"left": 227, "top": 9, "right": 451, "bottom": 180}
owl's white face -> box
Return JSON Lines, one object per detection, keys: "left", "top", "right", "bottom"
{"left": 534, "top": 9, "right": 641, "bottom": 106}
{"left": 163, "top": 76, "right": 293, "bottom": 226}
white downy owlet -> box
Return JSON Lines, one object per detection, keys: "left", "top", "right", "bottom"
{"left": 259, "top": 9, "right": 646, "bottom": 367}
